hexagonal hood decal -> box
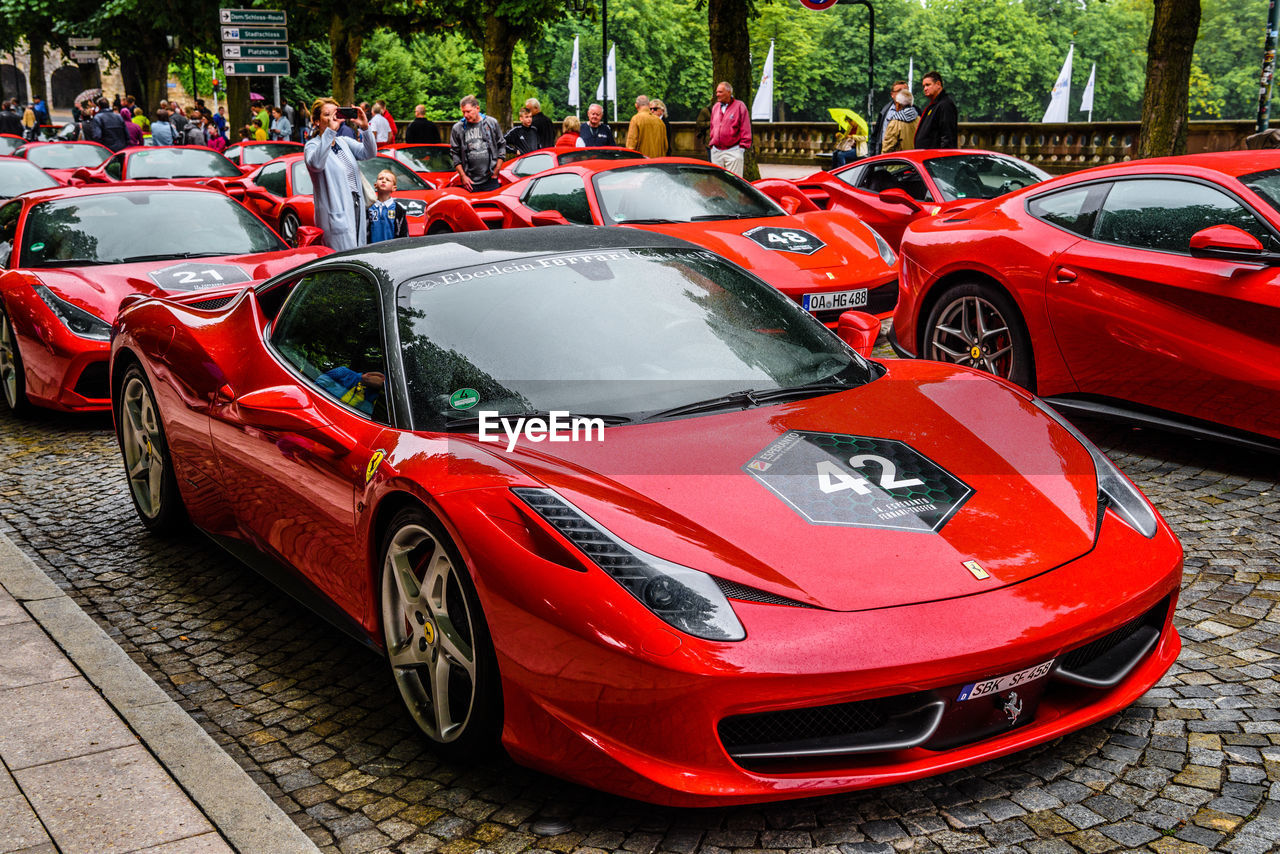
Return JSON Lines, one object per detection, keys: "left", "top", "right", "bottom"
{"left": 744, "top": 431, "right": 973, "bottom": 532}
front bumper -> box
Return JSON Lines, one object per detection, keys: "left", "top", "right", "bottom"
{"left": 449, "top": 491, "right": 1183, "bottom": 806}
{"left": 5, "top": 289, "right": 110, "bottom": 412}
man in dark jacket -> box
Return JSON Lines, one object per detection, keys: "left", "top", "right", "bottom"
{"left": 915, "top": 71, "right": 959, "bottom": 149}
{"left": 0, "top": 101, "right": 24, "bottom": 137}
{"left": 87, "top": 97, "right": 130, "bottom": 152}
{"left": 405, "top": 104, "right": 441, "bottom": 143}
{"left": 525, "top": 98, "right": 555, "bottom": 149}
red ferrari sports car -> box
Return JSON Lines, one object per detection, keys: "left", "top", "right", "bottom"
{"left": 892, "top": 150, "right": 1280, "bottom": 450}
{"left": 497, "top": 144, "right": 643, "bottom": 185}
{"left": 378, "top": 143, "right": 454, "bottom": 186}
{"left": 228, "top": 153, "right": 437, "bottom": 245}
{"left": 756, "top": 149, "right": 1048, "bottom": 249}
{"left": 223, "top": 140, "right": 303, "bottom": 167}
{"left": 425, "top": 158, "right": 899, "bottom": 319}
{"left": 0, "top": 184, "right": 326, "bottom": 414}
{"left": 71, "top": 145, "right": 247, "bottom": 186}
{"left": 13, "top": 141, "right": 112, "bottom": 183}
{"left": 0, "top": 158, "right": 62, "bottom": 199}
{"left": 111, "top": 227, "right": 1180, "bottom": 806}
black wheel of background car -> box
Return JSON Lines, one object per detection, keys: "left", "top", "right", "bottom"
{"left": 380, "top": 506, "right": 501, "bottom": 760}
{"left": 0, "top": 307, "right": 30, "bottom": 416}
{"left": 427, "top": 222, "right": 453, "bottom": 235}
{"left": 115, "top": 364, "right": 187, "bottom": 534}
{"left": 279, "top": 210, "right": 300, "bottom": 247}
{"left": 923, "top": 281, "right": 1035, "bottom": 390}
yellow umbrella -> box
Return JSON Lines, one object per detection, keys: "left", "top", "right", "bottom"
{"left": 827, "top": 108, "right": 868, "bottom": 137}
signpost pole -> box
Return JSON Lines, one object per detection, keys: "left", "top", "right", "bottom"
{"left": 1257, "top": 0, "right": 1280, "bottom": 133}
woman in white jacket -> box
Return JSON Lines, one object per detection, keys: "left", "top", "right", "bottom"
{"left": 303, "top": 99, "right": 376, "bottom": 251}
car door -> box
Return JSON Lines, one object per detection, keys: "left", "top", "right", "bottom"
{"left": 209, "top": 267, "right": 397, "bottom": 627}
{"left": 245, "top": 160, "right": 287, "bottom": 220}
{"left": 1043, "top": 176, "right": 1280, "bottom": 437}
{"left": 832, "top": 159, "right": 934, "bottom": 247}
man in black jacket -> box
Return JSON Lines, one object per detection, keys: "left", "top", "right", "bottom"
{"left": 525, "top": 98, "right": 555, "bottom": 149}
{"left": 86, "top": 97, "right": 130, "bottom": 152}
{"left": 915, "top": 71, "right": 958, "bottom": 149}
{"left": 0, "top": 101, "right": 24, "bottom": 137}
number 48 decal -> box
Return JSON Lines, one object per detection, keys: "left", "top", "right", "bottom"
{"left": 816, "top": 454, "right": 924, "bottom": 495}
{"left": 767, "top": 231, "right": 809, "bottom": 244}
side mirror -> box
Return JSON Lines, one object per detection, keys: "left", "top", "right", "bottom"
{"left": 879, "top": 188, "right": 923, "bottom": 212}
{"left": 232, "top": 385, "right": 354, "bottom": 455}
{"left": 71, "top": 167, "right": 93, "bottom": 183}
{"left": 1188, "top": 224, "right": 1271, "bottom": 263}
{"left": 777, "top": 195, "right": 802, "bottom": 215}
{"left": 530, "top": 210, "right": 571, "bottom": 226}
{"left": 836, "top": 311, "right": 880, "bottom": 357}
{"left": 295, "top": 226, "right": 324, "bottom": 247}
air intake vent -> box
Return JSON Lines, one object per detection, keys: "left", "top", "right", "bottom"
{"left": 713, "top": 578, "right": 816, "bottom": 609}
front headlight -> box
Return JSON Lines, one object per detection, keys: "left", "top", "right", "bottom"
{"left": 513, "top": 487, "right": 746, "bottom": 641}
{"left": 870, "top": 228, "right": 896, "bottom": 267}
{"left": 34, "top": 285, "right": 111, "bottom": 341}
{"left": 1031, "top": 398, "right": 1158, "bottom": 538}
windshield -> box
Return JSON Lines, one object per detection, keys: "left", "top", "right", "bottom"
{"left": 128, "top": 148, "right": 241, "bottom": 179}
{"left": 23, "top": 143, "right": 110, "bottom": 169}
{"left": 387, "top": 145, "right": 453, "bottom": 173}
{"left": 1239, "top": 168, "right": 1280, "bottom": 217}
{"left": 0, "top": 161, "right": 59, "bottom": 198}
{"left": 0, "top": 136, "right": 25, "bottom": 156}
{"left": 239, "top": 143, "right": 300, "bottom": 165}
{"left": 923, "top": 154, "right": 1049, "bottom": 201}
{"left": 396, "top": 247, "right": 871, "bottom": 430}
{"left": 358, "top": 157, "right": 431, "bottom": 190}
{"left": 593, "top": 165, "right": 782, "bottom": 224}
{"left": 559, "top": 149, "right": 645, "bottom": 165}
{"left": 20, "top": 190, "right": 286, "bottom": 267}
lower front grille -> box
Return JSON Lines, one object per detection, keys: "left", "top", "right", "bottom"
{"left": 1053, "top": 596, "right": 1170, "bottom": 688}
{"left": 718, "top": 691, "right": 944, "bottom": 765}
{"left": 73, "top": 361, "right": 109, "bottom": 400}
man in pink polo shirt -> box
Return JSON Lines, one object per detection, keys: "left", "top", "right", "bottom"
{"left": 708, "top": 81, "right": 751, "bottom": 177}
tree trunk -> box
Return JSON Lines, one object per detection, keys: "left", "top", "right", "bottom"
{"left": 131, "top": 51, "right": 172, "bottom": 117}
{"left": 1138, "top": 0, "right": 1201, "bottom": 157}
{"left": 330, "top": 13, "right": 362, "bottom": 104}
{"left": 707, "top": 0, "right": 759, "bottom": 179}
{"left": 227, "top": 76, "right": 251, "bottom": 139}
{"left": 483, "top": 17, "right": 519, "bottom": 129}
{"left": 28, "top": 37, "right": 46, "bottom": 101}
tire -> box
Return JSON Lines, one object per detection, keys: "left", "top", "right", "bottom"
{"left": 922, "top": 281, "right": 1035, "bottom": 390}
{"left": 379, "top": 506, "right": 501, "bottom": 760}
{"left": 115, "top": 364, "right": 187, "bottom": 534}
{"left": 279, "top": 210, "right": 300, "bottom": 247}
{"left": 427, "top": 222, "right": 453, "bottom": 235}
{"left": 0, "top": 307, "right": 30, "bottom": 416}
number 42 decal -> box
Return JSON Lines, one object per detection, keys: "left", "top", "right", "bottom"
{"left": 816, "top": 454, "right": 924, "bottom": 495}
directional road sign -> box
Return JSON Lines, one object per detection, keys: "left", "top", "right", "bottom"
{"left": 70, "top": 50, "right": 101, "bottom": 62}
{"left": 220, "top": 26, "right": 287, "bottom": 42}
{"left": 222, "top": 60, "right": 289, "bottom": 77}
{"left": 219, "top": 8, "right": 286, "bottom": 25}
{"left": 68, "top": 37, "right": 100, "bottom": 47}
{"left": 221, "top": 43, "right": 289, "bottom": 60}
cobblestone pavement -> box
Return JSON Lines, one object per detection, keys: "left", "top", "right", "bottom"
{"left": 1, "top": 381, "right": 1278, "bottom": 854}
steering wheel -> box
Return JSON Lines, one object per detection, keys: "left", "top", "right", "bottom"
{"left": 999, "top": 178, "right": 1029, "bottom": 194}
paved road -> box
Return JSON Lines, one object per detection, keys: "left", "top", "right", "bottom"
{"left": 1, "top": 365, "right": 1278, "bottom": 854}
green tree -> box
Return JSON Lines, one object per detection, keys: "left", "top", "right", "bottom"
{"left": 1138, "top": 0, "right": 1200, "bottom": 156}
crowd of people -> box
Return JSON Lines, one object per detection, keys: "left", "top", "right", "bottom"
{"left": 836, "top": 70, "right": 959, "bottom": 167}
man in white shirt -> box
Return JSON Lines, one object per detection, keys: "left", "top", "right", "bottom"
{"left": 368, "top": 104, "right": 393, "bottom": 145}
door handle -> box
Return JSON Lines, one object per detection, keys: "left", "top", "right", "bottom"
{"left": 1054, "top": 266, "right": 1077, "bottom": 283}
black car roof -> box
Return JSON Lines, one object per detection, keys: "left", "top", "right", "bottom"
{"left": 313, "top": 226, "right": 703, "bottom": 284}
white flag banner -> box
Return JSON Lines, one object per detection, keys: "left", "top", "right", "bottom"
{"left": 595, "top": 45, "right": 616, "bottom": 105}
{"left": 908, "top": 57, "right": 914, "bottom": 93}
{"left": 596, "top": 76, "right": 603, "bottom": 100}
{"left": 1041, "top": 44, "right": 1074, "bottom": 123}
{"left": 751, "top": 40, "right": 774, "bottom": 121}
{"left": 568, "top": 36, "right": 580, "bottom": 108}
{"left": 1080, "top": 63, "right": 1096, "bottom": 113}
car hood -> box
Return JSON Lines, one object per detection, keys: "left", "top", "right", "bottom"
{"left": 627, "top": 211, "right": 892, "bottom": 280}
{"left": 31, "top": 247, "right": 328, "bottom": 323}
{"left": 468, "top": 360, "right": 1102, "bottom": 612}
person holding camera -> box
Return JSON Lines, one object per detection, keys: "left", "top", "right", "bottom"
{"left": 304, "top": 98, "right": 377, "bottom": 251}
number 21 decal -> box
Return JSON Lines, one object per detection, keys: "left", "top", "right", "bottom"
{"left": 816, "top": 454, "right": 925, "bottom": 494}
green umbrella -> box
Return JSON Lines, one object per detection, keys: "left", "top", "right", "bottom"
{"left": 827, "top": 108, "right": 868, "bottom": 137}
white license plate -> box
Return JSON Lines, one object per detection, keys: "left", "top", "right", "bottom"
{"left": 957, "top": 658, "right": 1055, "bottom": 702}
{"left": 803, "top": 288, "right": 867, "bottom": 313}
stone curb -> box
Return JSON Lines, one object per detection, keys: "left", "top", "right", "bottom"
{"left": 0, "top": 532, "right": 320, "bottom": 854}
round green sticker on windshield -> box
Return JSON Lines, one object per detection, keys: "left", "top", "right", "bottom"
{"left": 450, "top": 388, "right": 480, "bottom": 410}
{"left": 29, "top": 243, "right": 44, "bottom": 252}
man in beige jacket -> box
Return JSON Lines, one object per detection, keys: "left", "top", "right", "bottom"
{"left": 626, "top": 95, "right": 668, "bottom": 157}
